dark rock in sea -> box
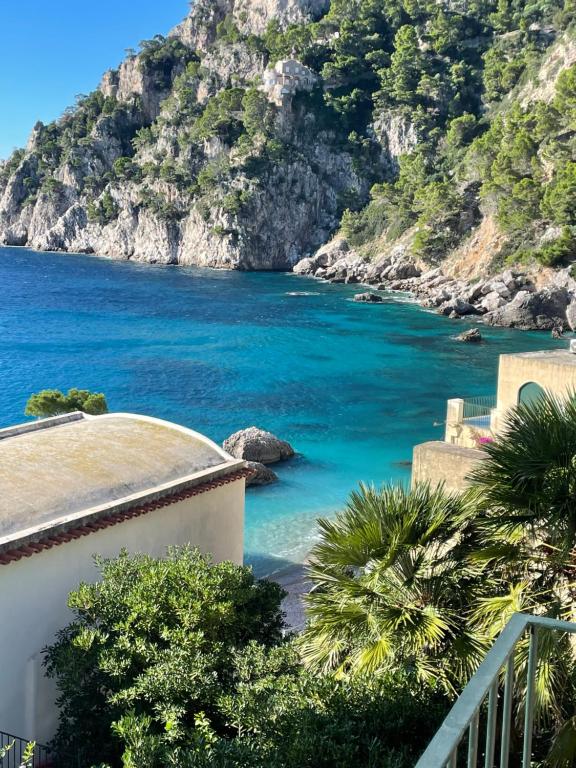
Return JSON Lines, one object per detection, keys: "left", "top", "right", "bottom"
{"left": 354, "top": 292, "right": 384, "bottom": 303}
{"left": 245, "top": 461, "right": 278, "bottom": 486}
{"left": 223, "top": 427, "right": 295, "bottom": 464}
{"left": 456, "top": 328, "right": 482, "bottom": 343}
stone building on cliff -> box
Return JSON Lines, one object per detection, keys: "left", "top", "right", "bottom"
{"left": 262, "top": 58, "right": 318, "bottom": 107}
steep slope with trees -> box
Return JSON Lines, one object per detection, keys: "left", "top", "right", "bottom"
{"left": 0, "top": 0, "right": 575, "bottom": 279}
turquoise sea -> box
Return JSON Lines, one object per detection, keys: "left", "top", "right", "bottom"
{"left": 0, "top": 247, "right": 562, "bottom": 574}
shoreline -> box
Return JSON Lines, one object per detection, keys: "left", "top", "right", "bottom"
{"left": 3, "top": 240, "right": 573, "bottom": 334}
{"left": 272, "top": 560, "right": 312, "bottom": 633}
{"left": 293, "top": 238, "right": 576, "bottom": 334}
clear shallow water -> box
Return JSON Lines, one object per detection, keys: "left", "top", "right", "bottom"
{"left": 0, "top": 247, "right": 563, "bottom": 575}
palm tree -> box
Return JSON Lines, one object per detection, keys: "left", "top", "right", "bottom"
{"left": 299, "top": 483, "right": 488, "bottom": 692}
{"left": 470, "top": 390, "right": 576, "bottom": 553}
{"left": 469, "top": 390, "right": 576, "bottom": 760}
{"left": 300, "top": 394, "right": 576, "bottom": 762}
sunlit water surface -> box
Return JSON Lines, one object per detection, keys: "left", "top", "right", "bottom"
{"left": 0, "top": 247, "right": 562, "bottom": 574}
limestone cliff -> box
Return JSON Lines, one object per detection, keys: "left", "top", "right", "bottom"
{"left": 1, "top": 0, "right": 576, "bottom": 279}
{"left": 0, "top": 0, "right": 364, "bottom": 269}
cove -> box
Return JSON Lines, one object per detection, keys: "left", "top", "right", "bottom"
{"left": 0, "top": 247, "right": 562, "bottom": 575}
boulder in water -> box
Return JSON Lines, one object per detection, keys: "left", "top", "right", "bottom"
{"left": 456, "top": 328, "right": 482, "bottom": 343}
{"left": 223, "top": 427, "right": 295, "bottom": 464}
{"left": 354, "top": 292, "right": 384, "bottom": 303}
{"left": 245, "top": 461, "right": 279, "bottom": 486}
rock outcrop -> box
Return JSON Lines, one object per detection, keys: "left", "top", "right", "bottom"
{"left": 0, "top": 0, "right": 372, "bottom": 270}
{"left": 354, "top": 292, "right": 384, "bottom": 303}
{"left": 223, "top": 427, "right": 295, "bottom": 464}
{"left": 244, "top": 460, "right": 279, "bottom": 486}
{"left": 293, "top": 237, "right": 576, "bottom": 331}
{"left": 456, "top": 328, "right": 482, "bottom": 343}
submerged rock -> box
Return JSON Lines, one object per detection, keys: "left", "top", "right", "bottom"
{"left": 223, "top": 427, "right": 295, "bottom": 464}
{"left": 245, "top": 461, "right": 278, "bottom": 486}
{"left": 456, "top": 328, "right": 482, "bottom": 343}
{"left": 354, "top": 292, "right": 384, "bottom": 303}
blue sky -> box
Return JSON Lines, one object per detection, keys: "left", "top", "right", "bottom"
{"left": 0, "top": 1, "right": 190, "bottom": 159}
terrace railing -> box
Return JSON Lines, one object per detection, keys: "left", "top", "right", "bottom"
{"left": 462, "top": 395, "right": 497, "bottom": 424}
{"left": 415, "top": 612, "right": 576, "bottom": 768}
{"left": 0, "top": 733, "right": 51, "bottom": 768}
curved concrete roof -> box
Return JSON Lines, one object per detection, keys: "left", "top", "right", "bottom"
{"left": 0, "top": 412, "right": 242, "bottom": 546}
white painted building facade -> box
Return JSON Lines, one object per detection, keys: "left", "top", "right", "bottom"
{"left": 0, "top": 412, "right": 249, "bottom": 746}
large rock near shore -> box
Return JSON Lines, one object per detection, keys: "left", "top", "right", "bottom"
{"left": 456, "top": 328, "right": 482, "bottom": 343}
{"left": 244, "top": 461, "right": 279, "bottom": 486}
{"left": 223, "top": 427, "right": 295, "bottom": 464}
{"left": 484, "top": 287, "right": 569, "bottom": 330}
{"left": 354, "top": 292, "right": 384, "bottom": 303}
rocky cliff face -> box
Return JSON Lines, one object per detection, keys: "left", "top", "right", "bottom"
{"left": 0, "top": 0, "right": 365, "bottom": 270}
{"left": 1, "top": 0, "right": 575, "bottom": 291}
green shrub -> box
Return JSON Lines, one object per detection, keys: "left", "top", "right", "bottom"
{"left": 87, "top": 190, "right": 119, "bottom": 225}
{"left": 191, "top": 89, "right": 245, "bottom": 144}
{"left": 138, "top": 35, "right": 197, "bottom": 90}
{"left": 44, "top": 547, "right": 286, "bottom": 767}
{"left": 112, "top": 157, "right": 142, "bottom": 182}
{"left": 45, "top": 547, "right": 447, "bottom": 768}
{"left": 533, "top": 227, "right": 576, "bottom": 267}
{"left": 215, "top": 14, "right": 242, "bottom": 43}
{"left": 541, "top": 162, "right": 576, "bottom": 226}
{"left": 25, "top": 388, "right": 108, "bottom": 418}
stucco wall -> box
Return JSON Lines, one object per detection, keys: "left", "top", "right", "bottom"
{"left": 412, "top": 441, "right": 485, "bottom": 492}
{"left": 493, "top": 351, "right": 576, "bottom": 431}
{"left": 0, "top": 479, "right": 244, "bottom": 745}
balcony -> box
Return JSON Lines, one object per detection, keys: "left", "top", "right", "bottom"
{"left": 0, "top": 733, "right": 50, "bottom": 767}
{"left": 445, "top": 395, "right": 497, "bottom": 448}
{"left": 416, "top": 612, "right": 576, "bottom": 768}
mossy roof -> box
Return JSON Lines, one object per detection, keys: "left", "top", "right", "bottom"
{"left": 0, "top": 412, "right": 238, "bottom": 546}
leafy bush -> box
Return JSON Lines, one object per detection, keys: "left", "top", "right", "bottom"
{"left": 541, "top": 162, "right": 576, "bottom": 226}
{"left": 138, "top": 35, "right": 197, "bottom": 90}
{"left": 40, "top": 176, "right": 64, "bottom": 200}
{"left": 531, "top": 227, "right": 576, "bottom": 267}
{"left": 44, "top": 548, "right": 285, "bottom": 766}
{"left": 25, "top": 388, "right": 108, "bottom": 417}
{"left": 112, "top": 157, "right": 142, "bottom": 182}
{"left": 191, "top": 89, "right": 245, "bottom": 144}
{"left": 0, "top": 148, "right": 25, "bottom": 186}
{"left": 153, "top": 651, "right": 449, "bottom": 768}
{"left": 215, "top": 14, "right": 243, "bottom": 43}
{"left": 45, "top": 547, "right": 447, "bottom": 768}
{"left": 139, "top": 189, "right": 187, "bottom": 221}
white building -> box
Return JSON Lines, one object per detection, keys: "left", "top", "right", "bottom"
{"left": 0, "top": 411, "right": 249, "bottom": 746}
{"left": 262, "top": 58, "right": 318, "bottom": 107}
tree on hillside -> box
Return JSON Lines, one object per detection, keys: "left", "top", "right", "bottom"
{"left": 25, "top": 388, "right": 109, "bottom": 418}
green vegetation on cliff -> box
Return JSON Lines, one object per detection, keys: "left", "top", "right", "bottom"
{"left": 1, "top": 0, "right": 576, "bottom": 270}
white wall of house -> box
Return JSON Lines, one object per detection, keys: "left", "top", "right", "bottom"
{"left": 0, "top": 479, "right": 245, "bottom": 745}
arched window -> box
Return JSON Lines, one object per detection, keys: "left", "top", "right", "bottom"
{"left": 518, "top": 381, "right": 545, "bottom": 407}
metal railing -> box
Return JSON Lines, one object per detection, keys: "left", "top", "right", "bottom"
{"left": 0, "top": 733, "right": 51, "bottom": 768}
{"left": 415, "top": 612, "right": 576, "bottom": 768}
{"left": 462, "top": 395, "right": 497, "bottom": 422}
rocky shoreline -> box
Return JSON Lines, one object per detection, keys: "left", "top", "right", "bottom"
{"left": 293, "top": 237, "right": 576, "bottom": 332}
